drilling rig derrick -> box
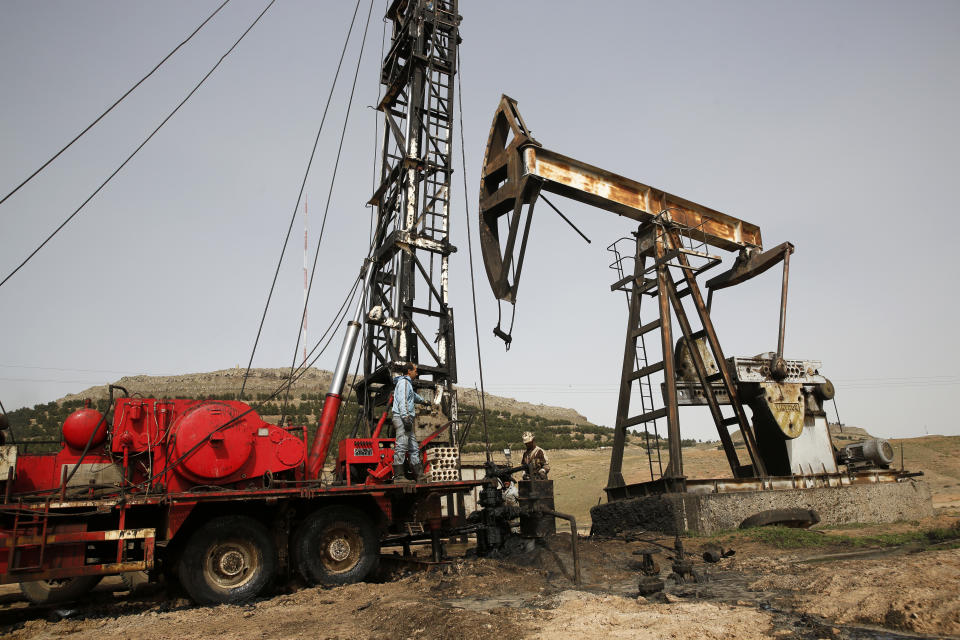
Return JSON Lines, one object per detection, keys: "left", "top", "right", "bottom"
{"left": 358, "top": 0, "right": 461, "bottom": 439}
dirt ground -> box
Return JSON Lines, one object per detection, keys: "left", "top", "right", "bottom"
{"left": 4, "top": 515, "right": 960, "bottom": 640}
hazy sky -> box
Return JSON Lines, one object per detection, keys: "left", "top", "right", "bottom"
{"left": 2, "top": 1, "right": 958, "bottom": 441}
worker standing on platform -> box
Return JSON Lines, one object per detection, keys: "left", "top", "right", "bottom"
{"left": 521, "top": 431, "right": 550, "bottom": 480}
{"left": 392, "top": 364, "right": 431, "bottom": 483}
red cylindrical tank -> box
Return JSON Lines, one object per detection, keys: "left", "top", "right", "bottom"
{"left": 62, "top": 408, "right": 107, "bottom": 450}
{"left": 171, "top": 402, "right": 253, "bottom": 481}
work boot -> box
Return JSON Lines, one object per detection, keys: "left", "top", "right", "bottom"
{"left": 393, "top": 463, "right": 412, "bottom": 484}
{"left": 411, "top": 463, "right": 425, "bottom": 484}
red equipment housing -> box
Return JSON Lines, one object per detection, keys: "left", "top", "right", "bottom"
{"left": 11, "top": 399, "right": 306, "bottom": 496}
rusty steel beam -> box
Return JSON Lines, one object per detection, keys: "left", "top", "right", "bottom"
{"left": 479, "top": 95, "right": 763, "bottom": 304}
{"left": 521, "top": 146, "right": 763, "bottom": 251}
{"left": 655, "top": 232, "right": 683, "bottom": 479}
{"left": 0, "top": 562, "right": 151, "bottom": 585}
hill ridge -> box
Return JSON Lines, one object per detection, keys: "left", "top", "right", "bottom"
{"left": 59, "top": 367, "right": 594, "bottom": 426}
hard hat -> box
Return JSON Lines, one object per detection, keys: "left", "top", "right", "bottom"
{"left": 522, "top": 431, "right": 534, "bottom": 444}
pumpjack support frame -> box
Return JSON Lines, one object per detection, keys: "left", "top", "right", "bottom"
{"left": 477, "top": 95, "right": 802, "bottom": 498}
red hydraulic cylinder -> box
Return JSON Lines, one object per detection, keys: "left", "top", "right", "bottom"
{"left": 305, "top": 260, "right": 375, "bottom": 480}
{"left": 307, "top": 393, "right": 342, "bottom": 479}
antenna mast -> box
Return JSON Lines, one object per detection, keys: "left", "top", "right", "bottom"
{"left": 301, "top": 196, "right": 308, "bottom": 367}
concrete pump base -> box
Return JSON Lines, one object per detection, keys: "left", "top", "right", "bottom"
{"left": 589, "top": 479, "right": 934, "bottom": 536}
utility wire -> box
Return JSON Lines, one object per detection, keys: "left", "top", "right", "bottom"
{"left": 282, "top": 0, "right": 376, "bottom": 417}
{"left": 0, "top": 1, "right": 231, "bottom": 209}
{"left": 240, "top": 0, "right": 364, "bottom": 399}
{"left": 456, "top": 65, "right": 493, "bottom": 463}
{"left": 0, "top": 0, "right": 276, "bottom": 291}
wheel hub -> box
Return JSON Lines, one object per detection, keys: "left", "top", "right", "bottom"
{"left": 217, "top": 549, "right": 245, "bottom": 577}
{"left": 328, "top": 537, "right": 351, "bottom": 562}
{"left": 204, "top": 541, "right": 257, "bottom": 588}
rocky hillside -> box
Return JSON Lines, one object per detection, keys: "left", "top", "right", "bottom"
{"left": 60, "top": 367, "right": 593, "bottom": 426}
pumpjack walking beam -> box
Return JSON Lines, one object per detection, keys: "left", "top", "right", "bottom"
{"left": 359, "top": 0, "right": 461, "bottom": 433}
{"left": 479, "top": 95, "right": 778, "bottom": 491}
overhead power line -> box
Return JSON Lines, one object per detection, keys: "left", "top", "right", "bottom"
{"left": 282, "top": 0, "right": 376, "bottom": 417}
{"left": 240, "top": 0, "right": 366, "bottom": 399}
{"left": 0, "top": 0, "right": 231, "bottom": 209}
{"left": 0, "top": 0, "right": 276, "bottom": 291}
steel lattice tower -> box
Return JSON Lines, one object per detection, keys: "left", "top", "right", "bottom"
{"left": 358, "top": 0, "right": 460, "bottom": 437}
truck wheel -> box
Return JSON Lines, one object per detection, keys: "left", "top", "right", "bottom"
{"left": 293, "top": 505, "right": 379, "bottom": 585}
{"left": 20, "top": 575, "right": 102, "bottom": 604}
{"left": 177, "top": 515, "right": 276, "bottom": 605}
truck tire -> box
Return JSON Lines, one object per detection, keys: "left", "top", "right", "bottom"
{"left": 293, "top": 505, "right": 379, "bottom": 586}
{"left": 20, "top": 575, "right": 102, "bottom": 604}
{"left": 177, "top": 515, "right": 276, "bottom": 605}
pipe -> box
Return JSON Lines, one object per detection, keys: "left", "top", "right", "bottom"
{"left": 430, "top": 528, "right": 442, "bottom": 563}
{"left": 776, "top": 248, "right": 792, "bottom": 361}
{"left": 60, "top": 465, "right": 68, "bottom": 501}
{"left": 307, "top": 261, "right": 376, "bottom": 479}
{"left": 544, "top": 509, "right": 581, "bottom": 586}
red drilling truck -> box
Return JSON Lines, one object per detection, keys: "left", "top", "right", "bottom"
{"left": 0, "top": 270, "right": 483, "bottom": 605}
{"left": 0, "top": 0, "right": 483, "bottom": 607}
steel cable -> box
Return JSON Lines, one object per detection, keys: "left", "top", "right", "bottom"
{"left": 455, "top": 66, "right": 493, "bottom": 463}
{"left": 281, "top": 0, "right": 376, "bottom": 419}
{"left": 240, "top": 0, "right": 365, "bottom": 398}
{"left": 0, "top": 0, "right": 276, "bottom": 291}
{"left": 137, "top": 241, "right": 374, "bottom": 493}
{"left": 0, "top": 1, "right": 231, "bottom": 210}
{"left": 9, "top": 273, "right": 362, "bottom": 499}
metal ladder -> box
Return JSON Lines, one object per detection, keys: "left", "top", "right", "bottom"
{"left": 608, "top": 237, "right": 663, "bottom": 481}
{"left": 606, "top": 217, "right": 769, "bottom": 496}
{"left": 7, "top": 502, "right": 51, "bottom": 572}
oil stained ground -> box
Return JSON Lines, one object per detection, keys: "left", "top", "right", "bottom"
{"left": 443, "top": 564, "right": 951, "bottom": 640}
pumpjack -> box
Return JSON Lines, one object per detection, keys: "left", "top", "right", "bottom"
{"left": 477, "top": 96, "right": 919, "bottom": 532}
